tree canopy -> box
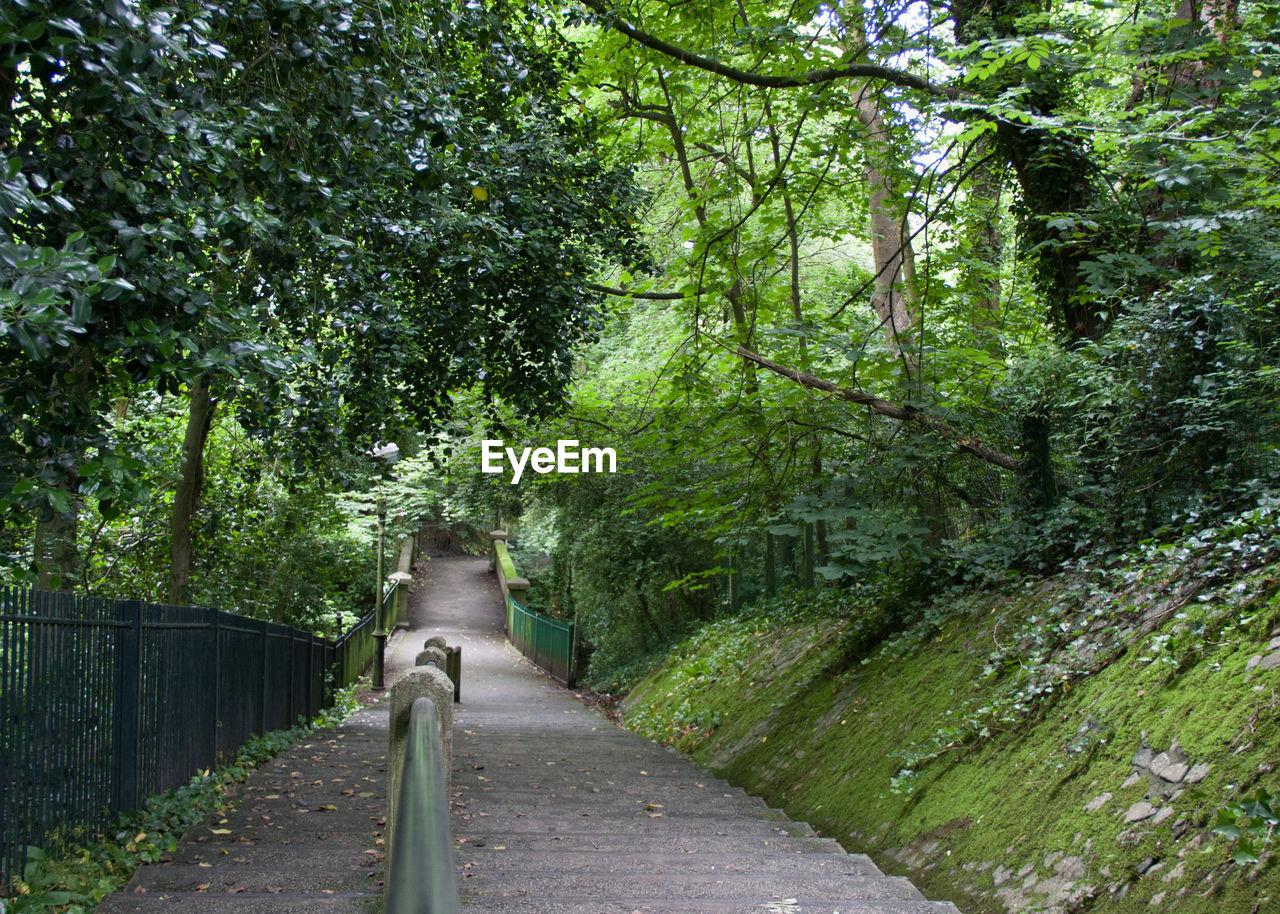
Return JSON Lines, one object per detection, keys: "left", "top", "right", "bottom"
{"left": 1, "top": 0, "right": 644, "bottom": 592}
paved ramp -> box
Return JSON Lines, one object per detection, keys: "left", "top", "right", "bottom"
{"left": 419, "top": 556, "right": 959, "bottom": 914}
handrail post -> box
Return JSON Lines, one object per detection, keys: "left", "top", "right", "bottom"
{"left": 373, "top": 627, "right": 387, "bottom": 692}
{"left": 489, "top": 529, "right": 508, "bottom": 572}
{"left": 389, "top": 571, "right": 413, "bottom": 630}
{"left": 385, "top": 696, "right": 460, "bottom": 914}
{"left": 372, "top": 501, "right": 388, "bottom": 691}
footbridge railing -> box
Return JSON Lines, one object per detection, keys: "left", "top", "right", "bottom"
{"left": 489, "top": 530, "right": 576, "bottom": 686}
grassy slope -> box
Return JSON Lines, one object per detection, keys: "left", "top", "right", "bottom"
{"left": 623, "top": 556, "right": 1280, "bottom": 913}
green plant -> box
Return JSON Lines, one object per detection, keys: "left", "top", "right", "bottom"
{"left": 1214, "top": 788, "right": 1279, "bottom": 866}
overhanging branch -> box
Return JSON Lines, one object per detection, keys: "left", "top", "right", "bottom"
{"left": 730, "top": 344, "right": 1022, "bottom": 471}
{"left": 588, "top": 282, "right": 698, "bottom": 301}
{"left": 579, "top": 0, "right": 957, "bottom": 99}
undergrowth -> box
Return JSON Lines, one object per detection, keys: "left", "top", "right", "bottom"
{"left": 622, "top": 495, "right": 1280, "bottom": 912}
{"left": 873, "top": 497, "right": 1280, "bottom": 794}
{"left": 1, "top": 681, "right": 365, "bottom": 914}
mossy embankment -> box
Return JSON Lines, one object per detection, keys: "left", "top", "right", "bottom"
{"left": 622, "top": 532, "right": 1280, "bottom": 913}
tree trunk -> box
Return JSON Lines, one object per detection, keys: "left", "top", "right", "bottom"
{"left": 764, "top": 531, "right": 776, "bottom": 596}
{"left": 854, "top": 88, "right": 920, "bottom": 363}
{"left": 35, "top": 491, "right": 78, "bottom": 592}
{"left": 964, "top": 151, "right": 1005, "bottom": 328}
{"left": 168, "top": 375, "right": 216, "bottom": 606}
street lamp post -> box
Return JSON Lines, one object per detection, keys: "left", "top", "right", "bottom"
{"left": 369, "top": 443, "right": 400, "bottom": 692}
{"left": 372, "top": 498, "right": 388, "bottom": 691}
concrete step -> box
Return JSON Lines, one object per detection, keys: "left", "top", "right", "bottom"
{"left": 177, "top": 823, "right": 383, "bottom": 850}
{"left": 453, "top": 816, "right": 819, "bottom": 837}
{"left": 453, "top": 761, "right": 717, "bottom": 782}
{"left": 456, "top": 872, "right": 926, "bottom": 902}
{"left": 454, "top": 848, "right": 884, "bottom": 877}
{"left": 161, "top": 842, "right": 387, "bottom": 868}
{"left": 453, "top": 781, "right": 757, "bottom": 802}
{"left": 96, "top": 891, "right": 379, "bottom": 913}
{"left": 454, "top": 900, "right": 961, "bottom": 914}
{"left": 452, "top": 795, "right": 783, "bottom": 819}
{"left": 125, "top": 861, "right": 380, "bottom": 894}
{"left": 454, "top": 769, "right": 746, "bottom": 789}
{"left": 453, "top": 833, "right": 848, "bottom": 855}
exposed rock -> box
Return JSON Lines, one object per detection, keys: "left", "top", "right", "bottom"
{"left": 1085, "top": 792, "right": 1112, "bottom": 812}
{"left": 1029, "top": 855, "right": 1090, "bottom": 910}
{"left": 1137, "top": 856, "right": 1156, "bottom": 875}
{"left": 1260, "top": 651, "right": 1280, "bottom": 671}
{"left": 1150, "top": 891, "right": 1167, "bottom": 906}
{"left": 1123, "top": 772, "right": 1143, "bottom": 789}
{"left": 1153, "top": 806, "right": 1175, "bottom": 825}
{"left": 1132, "top": 746, "right": 1156, "bottom": 769}
{"left": 1126, "top": 801, "right": 1157, "bottom": 822}
{"left": 1185, "top": 762, "right": 1211, "bottom": 783}
{"left": 1246, "top": 654, "right": 1263, "bottom": 671}
{"left": 993, "top": 864, "right": 1013, "bottom": 886}
{"left": 1149, "top": 750, "right": 1190, "bottom": 784}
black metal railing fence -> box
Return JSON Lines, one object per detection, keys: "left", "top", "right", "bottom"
{"left": 333, "top": 604, "right": 379, "bottom": 689}
{"left": 0, "top": 586, "right": 375, "bottom": 884}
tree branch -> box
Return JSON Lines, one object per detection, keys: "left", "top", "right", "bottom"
{"left": 588, "top": 282, "right": 699, "bottom": 300}
{"left": 580, "top": 0, "right": 957, "bottom": 98}
{"left": 724, "top": 342, "right": 1023, "bottom": 471}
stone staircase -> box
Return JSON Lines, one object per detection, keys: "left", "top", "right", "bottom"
{"left": 450, "top": 645, "right": 960, "bottom": 913}
{"left": 97, "top": 556, "right": 960, "bottom": 913}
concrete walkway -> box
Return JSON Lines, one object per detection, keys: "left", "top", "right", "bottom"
{"left": 98, "top": 555, "right": 959, "bottom": 913}
{"left": 95, "top": 706, "right": 389, "bottom": 913}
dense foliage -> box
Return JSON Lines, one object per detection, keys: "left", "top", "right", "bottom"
{"left": 0, "top": 0, "right": 643, "bottom": 614}
{"left": 3, "top": 0, "right": 1279, "bottom": 904}
{"left": 467, "top": 0, "right": 1280, "bottom": 687}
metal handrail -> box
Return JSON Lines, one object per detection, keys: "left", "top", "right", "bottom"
{"left": 385, "top": 698, "right": 461, "bottom": 914}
